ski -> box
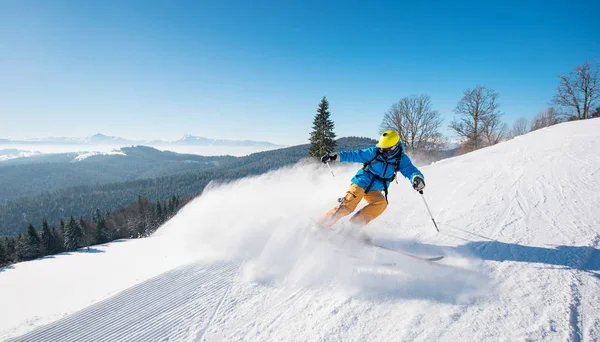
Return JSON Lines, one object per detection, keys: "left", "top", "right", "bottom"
{"left": 307, "top": 226, "right": 444, "bottom": 263}
{"left": 363, "top": 240, "right": 444, "bottom": 262}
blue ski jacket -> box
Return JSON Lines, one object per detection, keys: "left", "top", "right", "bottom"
{"left": 338, "top": 144, "right": 423, "bottom": 192}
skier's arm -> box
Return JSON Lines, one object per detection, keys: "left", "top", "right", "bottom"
{"left": 338, "top": 147, "right": 377, "bottom": 164}
{"left": 398, "top": 153, "right": 423, "bottom": 182}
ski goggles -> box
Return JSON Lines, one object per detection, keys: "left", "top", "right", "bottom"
{"left": 379, "top": 145, "right": 398, "bottom": 153}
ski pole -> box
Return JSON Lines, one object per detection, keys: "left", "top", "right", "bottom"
{"left": 326, "top": 161, "right": 335, "bottom": 177}
{"left": 419, "top": 191, "right": 439, "bottom": 232}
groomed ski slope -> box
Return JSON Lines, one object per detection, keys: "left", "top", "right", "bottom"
{"left": 1, "top": 119, "right": 599, "bottom": 341}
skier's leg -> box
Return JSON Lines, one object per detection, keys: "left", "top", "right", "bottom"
{"left": 318, "top": 183, "right": 365, "bottom": 228}
{"left": 349, "top": 190, "right": 387, "bottom": 225}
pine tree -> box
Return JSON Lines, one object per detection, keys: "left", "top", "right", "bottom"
{"left": 80, "top": 216, "right": 94, "bottom": 246}
{"left": 64, "top": 216, "right": 84, "bottom": 251}
{"left": 20, "top": 224, "right": 41, "bottom": 260}
{"left": 15, "top": 234, "right": 27, "bottom": 261}
{"left": 40, "top": 219, "right": 52, "bottom": 255}
{"left": 63, "top": 219, "right": 72, "bottom": 250}
{"left": 95, "top": 218, "right": 109, "bottom": 244}
{"left": 0, "top": 240, "right": 7, "bottom": 266}
{"left": 309, "top": 96, "right": 337, "bottom": 159}
{"left": 27, "top": 223, "right": 41, "bottom": 248}
{"left": 16, "top": 225, "right": 41, "bottom": 261}
{"left": 93, "top": 208, "right": 103, "bottom": 223}
{"left": 156, "top": 202, "right": 164, "bottom": 223}
{"left": 168, "top": 195, "right": 179, "bottom": 214}
{"left": 51, "top": 227, "right": 64, "bottom": 254}
{"left": 135, "top": 196, "right": 148, "bottom": 236}
{"left": 5, "top": 237, "right": 16, "bottom": 263}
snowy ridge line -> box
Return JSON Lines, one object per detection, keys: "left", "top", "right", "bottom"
{"left": 10, "top": 262, "right": 239, "bottom": 342}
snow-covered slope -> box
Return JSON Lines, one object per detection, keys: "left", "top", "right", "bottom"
{"left": 2, "top": 120, "right": 599, "bottom": 341}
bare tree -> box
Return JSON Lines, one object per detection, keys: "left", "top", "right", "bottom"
{"left": 553, "top": 60, "right": 599, "bottom": 120}
{"left": 450, "top": 85, "right": 502, "bottom": 151}
{"left": 482, "top": 113, "right": 508, "bottom": 145}
{"left": 380, "top": 94, "right": 443, "bottom": 152}
{"left": 509, "top": 117, "right": 529, "bottom": 138}
{"left": 530, "top": 107, "right": 560, "bottom": 131}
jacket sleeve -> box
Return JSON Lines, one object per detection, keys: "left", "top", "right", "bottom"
{"left": 398, "top": 153, "right": 423, "bottom": 182}
{"left": 338, "top": 147, "right": 377, "bottom": 164}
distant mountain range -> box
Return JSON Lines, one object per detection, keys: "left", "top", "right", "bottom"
{"left": 0, "top": 133, "right": 281, "bottom": 147}
{"left": 0, "top": 137, "right": 380, "bottom": 236}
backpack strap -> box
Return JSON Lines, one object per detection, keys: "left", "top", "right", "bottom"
{"left": 362, "top": 149, "right": 381, "bottom": 172}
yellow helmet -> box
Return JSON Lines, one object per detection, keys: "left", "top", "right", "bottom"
{"left": 376, "top": 130, "right": 400, "bottom": 148}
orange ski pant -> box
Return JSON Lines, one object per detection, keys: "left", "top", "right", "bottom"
{"left": 319, "top": 183, "right": 387, "bottom": 227}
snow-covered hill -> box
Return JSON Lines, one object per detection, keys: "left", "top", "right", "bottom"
{"left": 1, "top": 120, "right": 599, "bottom": 341}
{"left": 0, "top": 149, "right": 42, "bottom": 161}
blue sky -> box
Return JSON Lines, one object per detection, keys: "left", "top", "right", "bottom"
{"left": 1, "top": 0, "right": 598, "bottom": 146}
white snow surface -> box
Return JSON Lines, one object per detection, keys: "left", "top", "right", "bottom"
{"left": 1, "top": 120, "right": 600, "bottom": 341}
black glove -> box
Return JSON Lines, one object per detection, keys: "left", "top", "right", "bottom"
{"left": 412, "top": 175, "right": 425, "bottom": 192}
{"left": 321, "top": 152, "right": 338, "bottom": 164}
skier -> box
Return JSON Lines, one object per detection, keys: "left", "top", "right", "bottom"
{"left": 318, "top": 130, "right": 425, "bottom": 228}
